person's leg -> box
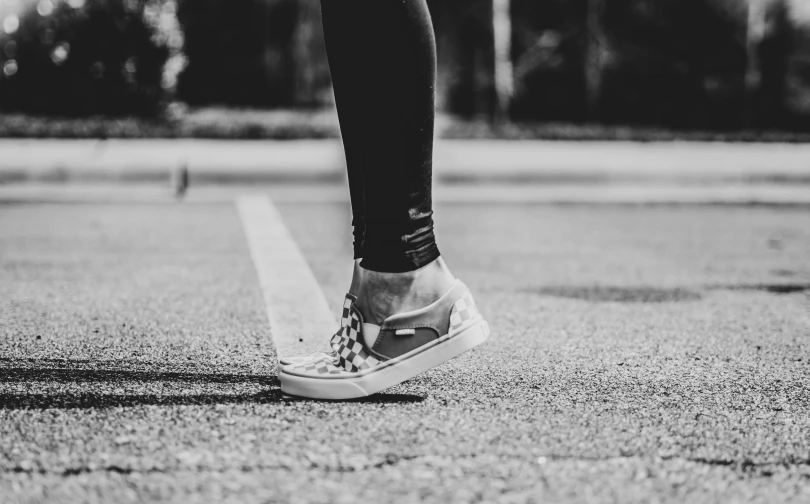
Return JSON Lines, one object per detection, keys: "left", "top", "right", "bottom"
{"left": 348, "top": 0, "right": 439, "bottom": 275}
{"left": 318, "top": 1, "right": 367, "bottom": 294}
{"left": 280, "top": 1, "right": 489, "bottom": 394}
{"left": 320, "top": 0, "right": 452, "bottom": 324}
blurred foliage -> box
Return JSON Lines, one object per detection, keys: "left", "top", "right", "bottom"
{"left": 0, "top": 108, "right": 341, "bottom": 138}
{"left": 0, "top": 0, "right": 181, "bottom": 116}
{"left": 1, "top": 0, "right": 808, "bottom": 133}
{"left": 176, "top": 0, "right": 300, "bottom": 107}
{"left": 431, "top": 0, "right": 808, "bottom": 130}
{"left": 597, "top": 0, "right": 750, "bottom": 128}
{"left": 3, "top": 108, "right": 810, "bottom": 141}
{"left": 508, "top": 0, "right": 591, "bottom": 121}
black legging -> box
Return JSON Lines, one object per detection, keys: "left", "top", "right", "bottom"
{"left": 320, "top": 0, "right": 439, "bottom": 273}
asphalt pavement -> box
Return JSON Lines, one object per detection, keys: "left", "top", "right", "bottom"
{"left": 1, "top": 191, "right": 809, "bottom": 503}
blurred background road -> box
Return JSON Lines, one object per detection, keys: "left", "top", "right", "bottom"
{"left": 1, "top": 0, "right": 810, "bottom": 503}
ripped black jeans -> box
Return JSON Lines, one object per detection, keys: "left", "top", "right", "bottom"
{"left": 319, "top": 0, "right": 440, "bottom": 273}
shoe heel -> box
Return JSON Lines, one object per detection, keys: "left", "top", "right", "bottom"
{"left": 450, "top": 318, "right": 490, "bottom": 356}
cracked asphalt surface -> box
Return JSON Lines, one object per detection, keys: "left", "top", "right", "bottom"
{"left": 1, "top": 196, "right": 809, "bottom": 503}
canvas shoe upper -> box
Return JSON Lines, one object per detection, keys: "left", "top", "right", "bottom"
{"left": 279, "top": 280, "right": 489, "bottom": 399}
{"left": 277, "top": 294, "right": 355, "bottom": 368}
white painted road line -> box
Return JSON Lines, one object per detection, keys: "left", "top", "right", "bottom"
{"left": 236, "top": 195, "right": 336, "bottom": 362}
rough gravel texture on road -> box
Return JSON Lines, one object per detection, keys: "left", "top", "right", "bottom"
{"left": 1, "top": 201, "right": 809, "bottom": 503}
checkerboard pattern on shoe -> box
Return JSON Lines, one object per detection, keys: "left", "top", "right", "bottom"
{"left": 339, "top": 295, "right": 353, "bottom": 328}
{"left": 279, "top": 280, "right": 490, "bottom": 400}
{"left": 279, "top": 294, "right": 354, "bottom": 367}
{"left": 287, "top": 294, "right": 381, "bottom": 376}
{"left": 449, "top": 291, "right": 480, "bottom": 332}
{"left": 294, "top": 355, "right": 343, "bottom": 375}
{"left": 287, "top": 287, "right": 482, "bottom": 376}
{"left": 330, "top": 309, "right": 381, "bottom": 373}
{"left": 282, "top": 352, "right": 334, "bottom": 366}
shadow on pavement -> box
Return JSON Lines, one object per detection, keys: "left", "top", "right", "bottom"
{"left": 707, "top": 283, "right": 810, "bottom": 294}
{"left": 531, "top": 285, "right": 703, "bottom": 303}
{"left": 0, "top": 363, "right": 427, "bottom": 409}
{"left": 0, "top": 390, "right": 426, "bottom": 410}
{"left": 0, "top": 390, "right": 285, "bottom": 410}
{"left": 0, "top": 361, "right": 282, "bottom": 410}
{"left": 290, "top": 394, "right": 426, "bottom": 405}
{"left": 529, "top": 282, "right": 810, "bottom": 303}
{"left": 0, "top": 365, "right": 277, "bottom": 385}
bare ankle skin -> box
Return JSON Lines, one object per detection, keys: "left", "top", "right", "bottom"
{"left": 353, "top": 257, "right": 456, "bottom": 325}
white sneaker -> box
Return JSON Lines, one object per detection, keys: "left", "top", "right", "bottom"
{"left": 279, "top": 280, "right": 490, "bottom": 400}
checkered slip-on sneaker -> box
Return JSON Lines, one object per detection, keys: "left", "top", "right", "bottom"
{"left": 279, "top": 280, "right": 490, "bottom": 400}
{"left": 276, "top": 295, "right": 355, "bottom": 370}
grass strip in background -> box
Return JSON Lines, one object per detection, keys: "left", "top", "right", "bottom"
{"left": 1, "top": 108, "right": 809, "bottom": 143}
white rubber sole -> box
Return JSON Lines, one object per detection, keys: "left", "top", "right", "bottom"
{"left": 279, "top": 316, "right": 490, "bottom": 400}
{"left": 277, "top": 352, "right": 332, "bottom": 375}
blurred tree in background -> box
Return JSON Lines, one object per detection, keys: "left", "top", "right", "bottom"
{"left": 0, "top": 0, "right": 808, "bottom": 131}
{"left": 178, "top": 0, "right": 294, "bottom": 107}
{"left": 175, "top": 0, "right": 328, "bottom": 108}
{"left": 598, "top": 0, "right": 748, "bottom": 129}
{"left": 434, "top": 0, "right": 806, "bottom": 130}
{"left": 0, "top": 0, "right": 183, "bottom": 116}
